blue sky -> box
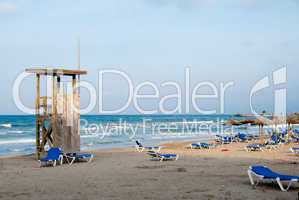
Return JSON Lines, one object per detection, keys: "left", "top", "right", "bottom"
{"left": 0, "top": 0, "right": 298, "bottom": 114}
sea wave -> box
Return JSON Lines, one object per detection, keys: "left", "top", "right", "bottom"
{"left": 0, "top": 123, "right": 12, "bottom": 128}
{"left": 0, "top": 130, "right": 33, "bottom": 136}
{"left": 80, "top": 134, "right": 104, "bottom": 138}
{"left": 7, "top": 130, "right": 25, "bottom": 134}
{"left": 0, "top": 139, "right": 35, "bottom": 145}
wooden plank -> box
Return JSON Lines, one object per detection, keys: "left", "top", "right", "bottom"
{"left": 40, "top": 97, "right": 47, "bottom": 154}
{"left": 52, "top": 75, "right": 64, "bottom": 150}
{"left": 35, "top": 74, "right": 40, "bottom": 159}
{"left": 52, "top": 75, "right": 58, "bottom": 147}
{"left": 57, "top": 77, "right": 64, "bottom": 115}
{"left": 65, "top": 95, "right": 73, "bottom": 152}
{"left": 73, "top": 94, "right": 80, "bottom": 151}
{"left": 26, "top": 68, "right": 87, "bottom": 76}
{"left": 72, "top": 75, "right": 80, "bottom": 152}
{"left": 64, "top": 94, "right": 80, "bottom": 153}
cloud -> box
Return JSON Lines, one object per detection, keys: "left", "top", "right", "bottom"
{"left": 0, "top": 2, "right": 16, "bottom": 14}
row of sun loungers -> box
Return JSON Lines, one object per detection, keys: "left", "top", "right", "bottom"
{"left": 245, "top": 143, "right": 280, "bottom": 152}
{"left": 137, "top": 140, "right": 299, "bottom": 191}
{"left": 39, "top": 147, "right": 94, "bottom": 167}
{"left": 191, "top": 130, "right": 299, "bottom": 153}
{"left": 189, "top": 131, "right": 299, "bottom": 191}
{"left": 244, "top": 133, "right": 290, "bottom": 152}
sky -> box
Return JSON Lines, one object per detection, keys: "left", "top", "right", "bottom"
{"left": 0, "top": 0, "right": 299, "bottom": 115}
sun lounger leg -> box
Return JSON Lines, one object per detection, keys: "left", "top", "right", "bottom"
{"left": 70, "top": 157, "right": 75, "bottom": 165}
{"left": 248, "top": 170, "right": 255, "bottom": 186}
{"left": 286, "top": 180, "right": 297, "bottom": 191}
{"left": 286, "top": 181, "right": 293, "bottom": 191}
{"left": 157, "top": 147, "right": 161, "bottom": 152}
{"left": 59, "top": 155, "right": 63, "bottom": 165}
{"left": 140, "top": 147, "right": 144, "bottom": 152}
{"left": 53, "top": 160, "right": 57, "bottom": 167}
{"left": 135, "top": 146, "right": 140, "bottom": 152}
{"left": 276, "top": 178, "right": 287, "bottom": 192}
{"left": 88, "top": 154, "right": 94, "bottom": 163}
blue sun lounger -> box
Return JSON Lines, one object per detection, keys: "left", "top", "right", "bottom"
{"left": 248, "top": 165, "right": 299, "bottom": 191}
{"left": 135, "top": 141, "right": 161, "bottom": 152}
{"left": 235, "top": 132, "right": 248, "bottom": 142}
{"left": 245, "top": 144, "right": 263, "bottom": 152}
{"left": 290, "top": 147, "right": 299, "bottom": 154}
{"left": 223, "top": 136, "right": 233, "bottom": 144}
{"left": 65, "top": 152, "right": 94, "bottom": 165}
{"left": 215, "top": 135, "right": 233, "bottom": 144}
{"left": 294, "top": 129, "right": 299, "bottom": 134}
{"left": 190, "top": 142, "right": 211, "bottom": 149}
{"left": 39, "top": 147, "right": 63, "bottom": 167}
{"left": 147, "top": 151, "right": 179, "bottom": 162}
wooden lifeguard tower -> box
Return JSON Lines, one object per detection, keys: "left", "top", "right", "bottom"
{"left": 26, "top": 68, "right": 87, "bottom": 159}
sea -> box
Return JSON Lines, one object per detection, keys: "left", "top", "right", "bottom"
{"left": 0, "top": 114, "right": 267, "bottom": 157}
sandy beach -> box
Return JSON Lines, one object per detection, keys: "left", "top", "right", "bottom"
{"left": 0, "top": 141, "right": 298, "bottom": 200}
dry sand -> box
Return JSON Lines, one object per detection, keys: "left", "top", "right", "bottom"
{"left": 0, "top": 141, "right": 298, "bottom": 200}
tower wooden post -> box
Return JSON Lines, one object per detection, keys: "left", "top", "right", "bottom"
{"left": 35, "top": 74, "right": 40, "bottom": 159}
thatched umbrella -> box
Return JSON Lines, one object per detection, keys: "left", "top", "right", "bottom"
{"left": 287, "top": 113, "right": 299, "bottom": 125}
{"left": 226, "top": 114, "right": 297, "bottom": 144}
{"left": 224, "top": 119, "right": 242, "bottom": 126}
{"left": 253, "top": 118, "right": 267, "bottom": 144}
{"left": 239, "top": 119, "right": 256, "bottom": 125}
{"left": 225, "top": 117, "right": 270, "bottom": 144}
{"left": 286, "top": 113, "right": 299, "bottom": 139}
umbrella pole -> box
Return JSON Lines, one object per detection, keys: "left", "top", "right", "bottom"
{"left": 258, "top": 125, "right": 261, "bottom": 144}
{"left": 260, "top": 125, "right": 264, "bottom": 144}
{"left": 287, "top": 123, "right": 292, "bottom": 142}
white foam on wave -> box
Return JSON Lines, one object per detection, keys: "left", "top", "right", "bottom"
{"left": 182, "top": 120, "right": 214, "bottom": 124}
{"left": 0, "top": 139, "right": 35, "bottom": 145}
{"left": 80, "top": 134, "right": 102, "bottom": 138}
{"left": 0, "top": 123, "right": 12, "bottom": 128}
{"left": 7, "top": 130, "right": 24, "bottom": 134}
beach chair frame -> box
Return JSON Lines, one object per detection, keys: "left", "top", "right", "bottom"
{"left": 38, "top": 148, "right": 63, "bottom": 167}
{"left": 135, "top": 145, "right": 161, "bottom": 152}
{"left": 135, "top": 141, "right": 161, "bottom": 152}
{"left": 159, "top": 154, "right": 179, "bottom": 162}
{"left": 39, "top": 157, "right": 63, "bottom": 167}
{"left": 245, "top": 144, "right": 264, "bottom": 152}
{"left": 247, "top": 166, "right": 298, "bottom": 192}
{"left": 64, "top": 153, "right": 94, "bottom": 165}
{"left": 147, "top": 151, "right": 179, "bottom": 162}
{"left": 190, "top": 143, "right": 211, "bottom": 149}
